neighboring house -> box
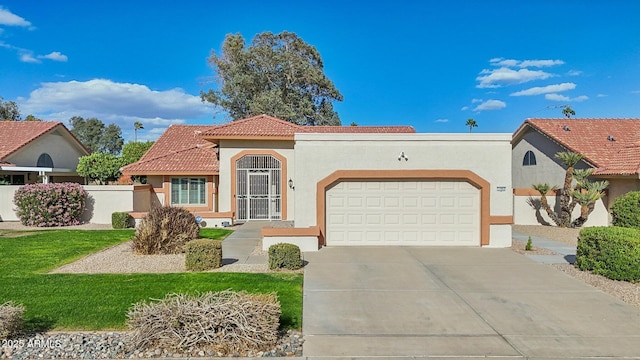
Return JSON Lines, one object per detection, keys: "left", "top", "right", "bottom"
{"left": 512, "top": 118, "right": 640, "bottom": 226}
{"left": 0, "top": 121, "right": 90, "bottom": 222}
{"left": 0, "top": 121, "right": 89, "bottom": 185}
{"left": 124, "top": 114, "right": 513, "bottom": 250}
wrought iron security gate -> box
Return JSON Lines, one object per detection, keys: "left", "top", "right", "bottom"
{"left": 236, "top": 155, "right": 282, "bottom": 221}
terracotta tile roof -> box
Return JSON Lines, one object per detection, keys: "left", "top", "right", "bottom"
{"left": 202, "top": 115, "right": 302, "bottom": 139}
{"left": 123, "top": 124, "right": 219, "bottom": 175}
{"left": 202, "top": 114, "right": 415, "bottom": 140}
{"left": 516, "top": 118, "right": 640, "bottom": 176}
{"left": 0, "top": 121, "right": 66, "bottom": 161}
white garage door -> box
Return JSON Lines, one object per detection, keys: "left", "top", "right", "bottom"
{"left": 326, "top": 181, "right": 480, "bottom": 246}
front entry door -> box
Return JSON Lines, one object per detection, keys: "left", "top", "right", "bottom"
{"left": 236, "top": 154, "right": 282, "bottom": 221}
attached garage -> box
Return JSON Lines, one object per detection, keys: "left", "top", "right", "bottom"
{"left": 325, "top": 180, "right": 480, "bottom": 246}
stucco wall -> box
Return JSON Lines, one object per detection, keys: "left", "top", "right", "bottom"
{"left": 6, "top": 130, "right": 86, "bottom": 170}
{"left": 512, "top": 129, "right": 591, "bottom": 189}
{"left": 1, "top": 185, "right": 135, "bottom": 224}
{"left": 606, "top": 178, "right": 640, "bottom": 207}
{"left": 513, "top": 194, "right": 609, "bottom": 227}
{"left": 0, "top": 186, "right": 19, "bottom": 221}
{"left": 292, "top": 133, "right": 513, "bottom": 246}
{"left": 82, "top": 185, "right": 135, "bottom": 224}
{"left": 218, "top": 140, "right": 295, "bottom": 220}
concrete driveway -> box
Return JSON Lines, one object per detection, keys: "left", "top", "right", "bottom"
{"left": 302, "top": 247, "right": 640, "bottom": 359}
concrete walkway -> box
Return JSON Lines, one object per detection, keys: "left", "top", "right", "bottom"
{"left": 513, "top": 230, "right": 577, "bottom": 264}
{"left": 221, "top": 221, "right": 269, "bottom": 265}
{"left": 302, "top": 246, "right": 640, "bottom": 359}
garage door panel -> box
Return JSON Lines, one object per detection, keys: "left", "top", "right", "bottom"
{"left": 326, "top": 180, "right": 480, "bottom": 246}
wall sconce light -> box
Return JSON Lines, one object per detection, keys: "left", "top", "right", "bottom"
{"left": 398, "top": 151, "right": 408, "bottom": 161}
{"left": 288, "top": 178, "right": 294, "bottom": 190}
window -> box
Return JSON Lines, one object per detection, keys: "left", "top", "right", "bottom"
{"left": 523, "top": 150, "right": 537, "bottom": 166}
{"left": 37, "top": 153, "right": 54, "bottom": 168}
{"left": 171, "top": 178, "right": 206, "bottom": 205}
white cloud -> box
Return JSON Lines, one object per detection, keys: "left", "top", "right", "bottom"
{"left": 477, "top": 67, "right": 553, "bottom": 88}
{"left": 0, "top": 6, "right": 32, "bottom": 28}
{"left": 473, "top": 99, "right": 506, "bottom": 111}
{"left": 545, "top": 93, "right": 570, "bottom": 101}
{"left": 510, "top": 82, "right": 576, "bottom": 96}
{"left": 471, "top": 98, "right": 483, "bottom": 103}
{"left": 460, "top": 106, "right": 469, "bottom": 111}
{"left": 435, "top": 118, "right": 449, "bottom": 123}
{"left": 489, "top": 58, "right": 564, "bottom": 68}
{"left": 545, "top": 93, "right": 589, "bottom": 102}
{"left": 519, "top": 59, "right": 564, "bottom": 68}
{"left": 38, "top": 51, "right": 68, "bottom": 62}
{"left": 19, "top": 79, "right": 216, "bottom": 140}
{"left": 19, "top": 51, "right": 39, "bottom": 63}
{"left": 567, "top": 70, "right": 583, "bottom": 76}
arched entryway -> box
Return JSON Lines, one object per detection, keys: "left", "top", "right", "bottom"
{"left": 235, "top": 154, "right": 283, "bottom": 221}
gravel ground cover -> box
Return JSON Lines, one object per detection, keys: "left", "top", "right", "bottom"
{"left": 512, "top": 224, "right": 640, "bottom": 310}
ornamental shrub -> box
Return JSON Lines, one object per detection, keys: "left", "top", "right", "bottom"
{"left": 185, "top": 239, "right": 223, "bottom": 271}
{"left": 576, "top": 226, "right": 640, "bottom": 282}
{"left": 0, "top": 301, "right": 25, "bottom": 339}
{"left": 112, "top": 211, "right": 134, "bottom": 229}
{"left": 13, "top": 182, "right": 86, "bottom": 227}
{"left": 268, "top": 243, "right": 302, "bottom": 270}
{"left": 611, "top": 191, "right": 640, "bottom": 230}
{"left": 132, "top": 206, "right": 200, "bottom": 254}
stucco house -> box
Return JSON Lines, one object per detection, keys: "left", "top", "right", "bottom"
{"left": 0, "top": 121, "right": 88, "bottom": 185}
{"left": 123, "top": 115, "right": 513, "bottom": 250}
{"left": 512, "top": 118, "right": 640, "bottom": 226}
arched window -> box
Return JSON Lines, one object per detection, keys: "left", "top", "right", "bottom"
{"left": 37, "top": 153, "right": 54, "bottom": 168}
{"left": 522, "top": 150, "right": 537, "bottom": 166}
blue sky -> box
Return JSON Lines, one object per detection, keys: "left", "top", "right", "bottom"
{"left": 1, "top": 1, "right": 639, "bottom": 141}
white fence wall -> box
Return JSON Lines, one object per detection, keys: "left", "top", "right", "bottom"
{"left": 0, "top": 186, "right": 20, "bottom": 221}
{"left": 0, "top": 185, "right": 138, "bottom": 224}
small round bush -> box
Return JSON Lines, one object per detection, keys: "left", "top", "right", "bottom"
{"left": 112, "top": 211, "right": 133, "bottom": 229}
{"left": 13, "top": 182, "right": 86, "bottom": 227}
{"left": 132, "top": 206, "right": 200, "bottom": 254}
{"left": 0, "top": 301, "right": 25, "bottom": 339}
{"left": 185, "top": 239, "right": 223, "bottom": 271}
{"left": 268, "top": 243, "right": 302, "bottom": 270}
{"left": 611, "top": 191, "right": 640, "bottom": 230}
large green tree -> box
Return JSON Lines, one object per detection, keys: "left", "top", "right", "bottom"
{"left": 121, "top": 141, "right": 154, "bottom": 165}
{"left": 201, "top": 31, "right": 343, "bottom": 126}
{"left": 0, "top": 97, "right": 21, "bottom": 121}
{"left": 69, "top": 116, "right": 124, "bottom": 155}
{"left": 76, "top": 153, "right": 124, "bottom": 185}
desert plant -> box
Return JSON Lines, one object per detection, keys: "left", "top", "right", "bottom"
{"left": 525, "top": 236, "right": 533, "bottom": 251}
{"left": 127, "top": 291, "right": 281, "bottom": 355}
{"left": 532, "top": 151, "right": 608, "bottom": 228}
{"left": 268, "top": 243, "right": 302, "bottom": 270}
{"left": 132, "top": 206, "right": 200, "bottom": 254}
{"left": 0, "top": 301, "right": 25, "bottom": 339}
{"left": 576, "top": 226, "right": 640, "bottom": 282}
{"left": 611, "top": 191, "right": 640, "bottom": 230}
{"left": 112, "top": 211, "right": 133, "bottom": 229}
{"left": 13, "top": 182, "right": 86, "bottom": 227}
{"left": 185, "top": 239, "right": 223, "bottom": 271}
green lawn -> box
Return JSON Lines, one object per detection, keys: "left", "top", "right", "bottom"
{"left": 0, "top": 229, "right": 302, "bottom": 331}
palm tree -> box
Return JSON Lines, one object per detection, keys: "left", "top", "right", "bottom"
{"left": 465, "top": 118, "right": 477, "bottom": 133}
{"left": 562, "top": 106, "right": 575, "bottom": 119}
{"left": 134, "top": 121, "right": 144, "bottom": 142}
{"left": 532, "top": 183, "right": 560, "bottom": 225}
{"left": 555, "top": 151, "right": 584, "bottom": 227}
